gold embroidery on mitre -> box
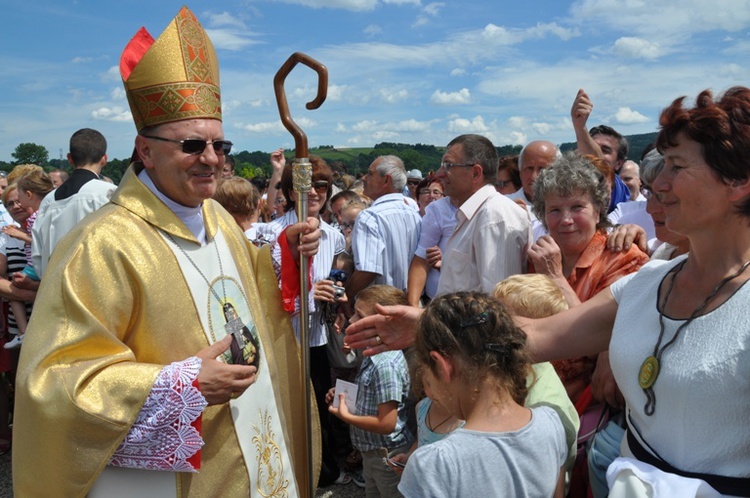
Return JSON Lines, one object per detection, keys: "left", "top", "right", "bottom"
{"left": 253, "top": 410, "right": 290, "bottom": 497}
{"left": 122, "top": 6, "right": 221, "bottom": 131}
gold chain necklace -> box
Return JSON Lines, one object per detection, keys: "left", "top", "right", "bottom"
{"left": 638, "top": 258, "right": 750, "bottom": 415}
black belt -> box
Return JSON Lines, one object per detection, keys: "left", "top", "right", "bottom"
{"left": 627, "top": 428, "right": 750, "bottom": 496}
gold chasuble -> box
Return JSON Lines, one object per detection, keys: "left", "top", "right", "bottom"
{"left": 14, "top": 164, "right": 320, "bottom": 497}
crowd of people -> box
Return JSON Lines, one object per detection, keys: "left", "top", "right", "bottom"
{"left": 0, "top": 5, "right": 748, "bottom": 498}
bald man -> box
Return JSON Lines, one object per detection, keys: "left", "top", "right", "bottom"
{"left": 618, "top": 160, "right": 644, "bottom": 201}
{"left": 507, "top": 140, "right": 560, "bottom": 240}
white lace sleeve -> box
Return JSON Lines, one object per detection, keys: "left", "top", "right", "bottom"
{"left": 109, "top": 357, "right": 208, "bottom": 472}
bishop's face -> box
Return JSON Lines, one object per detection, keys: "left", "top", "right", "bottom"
{"left": 137, "top": 118, "right": 227, "bottom": 207}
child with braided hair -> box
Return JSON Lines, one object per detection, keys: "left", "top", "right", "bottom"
{"left": 398, "top": 291, "right": 567, "bottom": 497}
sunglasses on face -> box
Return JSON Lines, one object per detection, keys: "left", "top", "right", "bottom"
{"left": 407, "top": 179, "right": 421, "bottom": 186}
{"left": 142, "top": 135, "right": 233, "bottom": 155}
{"left": 312, "top": 180, "right": 329, "bottom": 194}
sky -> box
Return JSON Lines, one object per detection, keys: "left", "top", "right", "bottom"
{"left": 1, "top": 0, "right": 750, "bottom": 162}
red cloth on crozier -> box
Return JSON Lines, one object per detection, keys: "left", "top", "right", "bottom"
{"left": 278, "top": 227, "right": 312, "bottom": 313}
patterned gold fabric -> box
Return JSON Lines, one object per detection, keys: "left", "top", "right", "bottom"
{"left": 121, "top": 6, "right": 221, "bottom": 131}
{"left": 14, "top": 164, "right": 319, "bottom": 497}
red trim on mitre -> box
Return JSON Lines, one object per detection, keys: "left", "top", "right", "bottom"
{"left": 120, "top": 27, "right": 155, "bottom": 81}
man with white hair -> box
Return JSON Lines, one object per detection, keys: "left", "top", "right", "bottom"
{"left": 347, "top": 155, "right": 421, "bottom": 300}
{"left": 507, "top": 140, "right": 560, "bottom": 241}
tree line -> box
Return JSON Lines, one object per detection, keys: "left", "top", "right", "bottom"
{"left": 2, "top": 132, "right": 658, "bottom": 185}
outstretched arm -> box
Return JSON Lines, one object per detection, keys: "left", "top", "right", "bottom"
{"left": 517, "top": 287, "right": 618, "bottom": 363}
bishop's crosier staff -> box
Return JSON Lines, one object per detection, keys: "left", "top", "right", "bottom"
{"left": 273, "top": 52, "right": 328, "bottom": 496}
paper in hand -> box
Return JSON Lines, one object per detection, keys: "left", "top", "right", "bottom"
{"left": 333, "top": 378, "right": 358, "bottom": 413}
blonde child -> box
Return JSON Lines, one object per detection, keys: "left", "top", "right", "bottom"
{"left": 494, "top": 274, "right": 581, "bottom": 497}
{"left": 2, "top": 170, "right": 53, "bottom": 348}
{"left": 327, "top": 285, "right": 414, "bottom": 497}
{"left": 398, "top": 291, "right": 567, "bottom": 497}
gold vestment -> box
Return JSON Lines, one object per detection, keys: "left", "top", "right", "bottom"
{"left": 14, "top": 164, "right": 318, "bottom": 497}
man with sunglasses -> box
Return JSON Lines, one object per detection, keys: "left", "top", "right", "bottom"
{"left": 14, "top": 8, "right": 320, "bottom": 498}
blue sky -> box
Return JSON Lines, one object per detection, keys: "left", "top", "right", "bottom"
{"left": 1, "top": 0, "right": 749, "bottom": 161}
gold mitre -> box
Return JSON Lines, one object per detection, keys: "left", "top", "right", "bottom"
{"left": 120, "top": 6, "right": 221, "bottom": 131}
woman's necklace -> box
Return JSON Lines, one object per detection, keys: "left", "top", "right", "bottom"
{"left": 638, "top": 258, "right": 750, "bottom": 416}
{"left": 426, "top": 408, "right": 454, "bottom": 433}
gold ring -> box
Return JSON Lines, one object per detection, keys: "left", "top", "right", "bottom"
{"left": 375, "top": 335, "right": 382, "bottom": 345}
{"left": 230, "top": 392, "right": 239, "bottom": 400}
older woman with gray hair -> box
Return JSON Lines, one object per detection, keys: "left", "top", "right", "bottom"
{"left": 529, "top": 153, "right": 649, "bottom": 308}
{"left": 527, "top": 152, "right": 650, "bottom": 496}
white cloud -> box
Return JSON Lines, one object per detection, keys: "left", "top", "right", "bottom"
{"left": 101, "top": 65, "right": 121, "bottom": 83}
{"left": 412, "top": 1, "right": 444, "bottom": 27}
{"left": 205, "top": 28, "right": 261, "bottom": 51}
{"left": 383, "top": 0, "right": 420, "bottom": 4}
{"left": 319, "top": 21, "right": 580, "bottom": 69}
{"left": 91, "top": 106, "right": 131, "bottom": 122}
{"left": 508, "top": 116, "right": 526, "bottom": 128}
{"left": 450, "top": 68, "right": 466, "bottom": 77}
{"left": 507, "top": 131, "right": 527, "bottom": 145}
{"left": 351, "top": 118, "right": 432, "bottom": 133}
{"left": 447, "top": 115, "right": 489, "bottom": 133}
{"left": 363, "top": 24, "right": 383, "bottom": 37}
{"left": 613, "top": 37, "right": 662, "bottom": 60}
{"left": 412, "top": 16, "right": 429, "bottom": 28}
{"left": 265, "top": 0, "right": 378, "bottom": 11}
{"left": 423, "top": 2, "right": 445, "bottom": 16}
{"left": 570, "top": 0, "right": 750, "bottom": 54}
{"left": 242, "top": 117, "right": 316, "bottom": 133}
{"left": 380, "top": 88, "right": 409, "bottom": 103}
{"left": 206, "top": 11, "right": 247, "bottom": 29}
{"left": 352, "top": 120, "right": 379, "bottom": 132}
{"left": 373, "top": 131, "right": 400, "bottom": 140}
{"left": 430, "top": 88, "right": 471, "bottom": 105}
{"left": 525, "top": 22, "right": 580, "bottom": 42}
{"left": 611, "top": 107, "right": 650, "bottom": 124}
{"left": 532, "top": 122, "right": 552, "bottom": 135}
{"left": 327, "top": 84, "right": 349, "bottom": 102}
{"left": 71, "top": 56, "right": 93, "bottom": 63}
{"left": 110, "top": 87, "right": 127, "bottom": 101}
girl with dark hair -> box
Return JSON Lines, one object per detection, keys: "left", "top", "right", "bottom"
{"left": 399, "top": 292, "right": 566, "bottom": 497}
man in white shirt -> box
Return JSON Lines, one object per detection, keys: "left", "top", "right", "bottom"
{"left": 347, "top": 155, "right": 421, "bottom": 299}
{"left": 31, "top": 128, "right": 116, "bottom": 278}
{"left": 437, "top": 134, "right": 530, "bottom": 295}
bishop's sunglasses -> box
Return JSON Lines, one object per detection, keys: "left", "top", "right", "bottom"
{"left": 142, "top": 135, "right": 233, "bottom": 156}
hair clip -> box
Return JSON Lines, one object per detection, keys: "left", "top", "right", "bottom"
{"left": 460, "top": 312, "right": 488, "bottom": 328}
{"left": 485, "top": 343, "right": 506, "bottom": 354}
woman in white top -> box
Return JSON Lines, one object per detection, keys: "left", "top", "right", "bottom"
{"left": 522, "top": 86, "right": 750, "bottom": 497}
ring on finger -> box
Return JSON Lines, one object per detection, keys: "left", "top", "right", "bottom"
{"left": 374, "top": 335, "right": 382, "bottom": 345}
{"left": 230, "top": 392, "right": 239, "bottom": 400}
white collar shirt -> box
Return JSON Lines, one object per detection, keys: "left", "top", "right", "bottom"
{"left": 438, "top": 184, "right": 530, "bottom": 295}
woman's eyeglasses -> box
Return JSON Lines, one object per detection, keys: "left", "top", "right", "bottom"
{"left": 419, "top": 188, "right": 444, "bottom": 198}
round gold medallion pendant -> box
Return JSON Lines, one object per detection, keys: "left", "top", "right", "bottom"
{"left": 638, "top": 356, "right": 659, "bottom": 389}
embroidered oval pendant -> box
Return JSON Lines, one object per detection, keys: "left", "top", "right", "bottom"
{"left": 638, "top": 356, "right": 659, "bottom": 389}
